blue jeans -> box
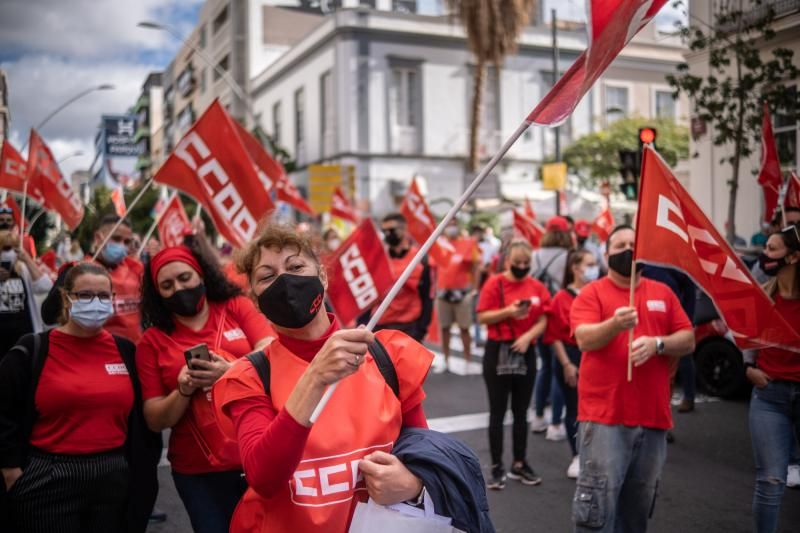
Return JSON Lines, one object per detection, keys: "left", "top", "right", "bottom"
{"left": 553, "top": 344, "right": 582, "bottom": 456}
{"left": 749, "top": 381, "right": 800, "bottom": 533}
{"left": 678, "top": 356, "right": 696, "bottom": 401}
{"left": 534, "top": 341, "right": 564, "bottom": 425}
{"left": 171, "top": 470, "right": 247, "bottom": 533}
{"left": 572, "top": 422, "right": 667, "bottom": 533}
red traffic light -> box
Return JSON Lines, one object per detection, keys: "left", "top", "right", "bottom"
{"left": 639, "top": 127, "right": 656, "bottom": 145}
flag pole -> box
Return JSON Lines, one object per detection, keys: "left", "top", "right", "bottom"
{"left": 309, "top": 119, "right": 533, "bottom": 423}
{"left": 18, "top": 181, "right": 28, "bottom": 252}
{"left": 627, "top": 259, "right": 635, "bottom": 382}
{"left": 92, "top": 178, "right": 154, "bottom": 260}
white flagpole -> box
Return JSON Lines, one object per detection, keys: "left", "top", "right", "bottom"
{"left": 18, "top": 182, "right": 28, "bottom": 252}
{"left": 92, "top": 178, "right": 155, "bottom": 260}
{"left": 309, "top": 119, "right": 532, "bottom": 423}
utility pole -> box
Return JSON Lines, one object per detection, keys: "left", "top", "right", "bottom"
{"left": 552, "top": 8, "right": 561, "bottom": 216}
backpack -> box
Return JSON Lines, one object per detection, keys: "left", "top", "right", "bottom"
{"left": 534, "top": 250, "right": 567, "bottom": 295}
{"left": 245, "top": 339, "right": 400, "bottom": 398}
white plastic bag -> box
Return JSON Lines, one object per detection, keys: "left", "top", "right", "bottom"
{"left": 349, "top": 491, "right": 464, "bottom": 533}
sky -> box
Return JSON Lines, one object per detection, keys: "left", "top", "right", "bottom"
{"left": 0, "top": 0, "right": 686, "bottom": 180}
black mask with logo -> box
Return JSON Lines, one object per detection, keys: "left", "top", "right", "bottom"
{"left": 164, "top": 284, "right": 207, "bottom": 317}
{"left": 758, "top": 253, "right": 788, "bottom": 277}
{"left": 0, "top": 222, "right": 12, "bottom": 231}
{"left": 607, "top": 249, "right": 643, "bottom": 278}
{"left": 383, "top": 229, "right": 403, "bottom": 247}
{"left": 258, "top": 273, "right": 325, "bottom": 329}
{"left": 510, "top": 265, "right": 530, "bottom": 280}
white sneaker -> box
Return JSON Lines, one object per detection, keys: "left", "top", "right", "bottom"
{"left": 546, "top": 424, "right": 567, "bottom": 441}
{"left": 530, "top": 416, "right": 548, "bottom": 433}
{"left": 432, "top": 359, "right": 447, "bottom": 374}
{"left": 788, "top": 464, "right": 800, "bottom": 488}
{"left": 567, "top": 456, "right": 580, "bottom": 479}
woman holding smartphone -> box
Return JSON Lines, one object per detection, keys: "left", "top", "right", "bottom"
{"left": 476, "top": 240, "right": 550, "bottom": 490}
{"left": 135, "top": 236, "right": 273, "bottom": 533}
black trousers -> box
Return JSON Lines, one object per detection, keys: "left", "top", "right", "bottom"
{"left": 482, "top": 340, "right": 537, "bottom": 466}
{"left": 8, "top": 448, "right": 128, "bottom": 533}
{"left": 553, "top": 343, "right": 583, "bottom": 456}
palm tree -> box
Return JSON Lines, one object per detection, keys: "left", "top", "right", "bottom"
{"left": 446, "top": 0, "right": 536, "bottom": 172}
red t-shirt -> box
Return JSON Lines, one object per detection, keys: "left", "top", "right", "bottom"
{"left": 476, "top": 274, "right": 551, "bottom": 342}
{"left": 545, "top": 288, "right": 577, "bottom": 345}
{"left": 30, "top": 329, "right": 134, "bottom": 454}
{"left": 379, "top": 245, "right": 425, "bottom": 325}
{"left": 104, "top": 256, "right": 144, "bottom": 343}
{"left": 436, "top": 238, "right": 479, "bottom": 290}
{"left": 757, "top": 293, "right": 800, "bottom": 382}
{"left": 136, "top": 296, "right": 273, "bottom": 474}
{"left": 570, "top": 277, "right": 692, "bottom": 430}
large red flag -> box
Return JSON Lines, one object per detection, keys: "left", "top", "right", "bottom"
{"left": 154, "top": 100, "right": 274, "bottom": 248}
{"left": 399, "top": 178, "right": 454, "bottom": 265}
{"left": 158, "top": 194, "right": 192, "bottom": 248}
{"left": 635, "top": 146, "right": 800, "bottom": 353}
{"left": 591, "top": 205, "right": 615, "bottom": 241}
{"left": 527, "top": 0, "right": 668, "bottom": 126}
{"left": 785, "top": 172, "right": 800, "bottom": 210}
{"left": 26, "top": 130, "right": 84, "bottom": 229}
{"left": 0, "top": 141, "right": 45, "bottom": 204}
{"left": 323, "top": 220, "right": 394, "bottom": 326}
{"left": 330, "top": 186, "right": 360, "bottom": 224}
{"left": 758, "top": 102, "right": 783, "bottom": 223}
{"left": 513, "top": 210, "right": 544, "bottom": 248}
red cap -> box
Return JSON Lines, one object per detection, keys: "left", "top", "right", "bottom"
{"left": 149, "top": 245, "right": 202, "bottom": 284}
{"left": 575, "top": 219, "right": 591, "bottom": 237}
{"left": 546, "top": 216, "right": 570, "bottom": 233}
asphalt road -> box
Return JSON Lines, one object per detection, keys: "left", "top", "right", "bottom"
{"left": 147, "top": 348, "right": 800, "bottom": 533}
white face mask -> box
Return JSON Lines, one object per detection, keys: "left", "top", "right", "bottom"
{"left": 327, "top": 239, "right": 341, "bottom": 250}
{"left": 0, "top": 250, "right": 17, "bottom": 265}
{"left": 582, "top": 265, "right": 600, "bottom": 282}
{"left": 69, "top": 298, "right": 114, "bottom": 330}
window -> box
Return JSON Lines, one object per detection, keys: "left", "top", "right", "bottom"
{"left": 295, "top": 88, "right": 306, "bottom": 165}
{"left": 393, "top": 0, "right": 416, "bottom": 13}
{"left": 389, "top": 64, "right": 421, "bottom": 154}
{"left": 199, "top": 68, "right": 206, "bottom": 94}
{"left": 775, "top": 85, "right": 798, "bottom": 169}
{"left": 213, "top": 4, "right": 229, "bottom": 34}
{"left": 176, "top": 105, "right": 195, "bottom": 132}
{"left": 176, "top": 65, "right": 195, "bottom": 97}
{"left": 213, "top": 55, "right": 229, "bottom": 81}
{"left": 605, "top": 85, "right": 629, "bottom": 125}
{"left": 320, "top": 71, "right": 335, "bottom": 157}
{"left": 199, "top": 25, "right": 206, "bottom": 49}
{"left": 655, "top": 90, "right": 676, "bottom": 119}
{"left": 272, "top": 101, "right": 282, "bottom": 146}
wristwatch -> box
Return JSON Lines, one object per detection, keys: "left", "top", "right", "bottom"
{"left": 655, "top": 337, "right": 665, "bottom": 355}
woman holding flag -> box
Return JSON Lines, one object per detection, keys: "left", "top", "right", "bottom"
{"left": 213, "top": 224, "right": 433, "bottom": 533}
{"left": 747, "top": 225, "right": 800, "bottom": 533}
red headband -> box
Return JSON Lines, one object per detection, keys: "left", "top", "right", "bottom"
{"left": 149, "top": 246, "right": 202, "bottom": 284}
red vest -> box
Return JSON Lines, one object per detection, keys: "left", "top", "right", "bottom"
{"left": 378, "top": 245, "right": 424, "bottom": 326}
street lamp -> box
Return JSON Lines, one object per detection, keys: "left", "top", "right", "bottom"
{"left": 57, "top": 150, "right": 84, "bottom": 164}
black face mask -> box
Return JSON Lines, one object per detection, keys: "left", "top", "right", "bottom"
{"left": 758, "top": 253, "right": 788, "bottom": 277}
{"left": 608, "top": 249, "right": 642, "bottom": 278}
{"left": 0, "top": 222, "right": 11, "bottom": 231}
{"left": 164, "top": 284, "right": 206, "bottom": 317}
{"left": 383, "top": 229, "right": 402, "bottom": 247}
{"left": 258, "top": 273, "right": 325, "bottom": 329}
{"left": 510, "top": 265, "right": 530, "bottom": 280}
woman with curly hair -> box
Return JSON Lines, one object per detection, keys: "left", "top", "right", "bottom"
{"left": 135, "top": 235, "right": 273, "bottom": 533}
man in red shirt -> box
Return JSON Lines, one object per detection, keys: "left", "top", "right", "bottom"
{"left": 570, "top": 225, "right": 694, "bottom": 533}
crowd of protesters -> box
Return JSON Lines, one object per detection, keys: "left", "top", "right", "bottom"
{"left": 0, "top": 198, "right": 796, "bottom": 533}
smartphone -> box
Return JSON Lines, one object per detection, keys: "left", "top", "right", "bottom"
{"left": 184, "top": 343, "right": 211, "bottom": 369}
{"left": 517, "top": 299, "right": 531, "bottom": 309}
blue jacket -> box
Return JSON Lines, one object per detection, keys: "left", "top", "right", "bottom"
{"left": 392, "top": 427, "right": 495, "bottom": 533}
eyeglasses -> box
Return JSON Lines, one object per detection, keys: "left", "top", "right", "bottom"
{"left": 68, "top": 291, "right": 114, "bottom": 304}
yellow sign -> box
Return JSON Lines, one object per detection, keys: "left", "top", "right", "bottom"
{"left": 542, "top": 162, "right": 567, "bottom": 191}
{"left": 308, "top": 164, "right": 355, "bottom": 213}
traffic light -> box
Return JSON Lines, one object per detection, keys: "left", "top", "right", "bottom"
{"left": 638, "top": 127, "right": 657, "bottom": 151}
{"left": 619, "top": 149, "right": 638, "bottom": 200}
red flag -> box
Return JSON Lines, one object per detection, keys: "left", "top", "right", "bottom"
{"left": 26, "top": 130, "right": 84, "bottom": 229}
{"left": 591, "top": 205, "right": 615, "bottom": 241}
{"left": 158, "top": 194, "right": 192, "bottom": 248}
{"left": 330, "top": 186, "right": 360, "bottom": 224}
{"left": 110, "top": 186, "right": 127, "bottom": 217}
{"left": 635, "top": 146, "right": 800, "bottom": 353}
{"left": 513, "top": 210, "right": 544, "bottom": 248}
{"left": 154, "top": 100, "right": 274, "bottom": 248}
{"left": 399, "top": 178, "right": 454, "bottom": 265}
{"left": 0, "top": 140, "right": 45, "bottom": 203}
{"left": 785, "top": 172, "right": 800, "bottom": 210}
{"left": 527, "top": 0, "right": 667, "bottom": 126}
{"left": 758, "top": 103, "right": 783, "bottom": 223}
{"left": 524, "top": 197, "right": 536, "bottom": 220}
{"left": 323, "top": 220, "right": 394, "bottom": 326}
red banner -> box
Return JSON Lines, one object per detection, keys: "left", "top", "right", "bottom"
{"left": 323, "top": 220, "right": 394, "bottom": 326}
{"left": 513, "top": 210, "right": 544, "bottom": 248}
{"left": 785, "top": 172, "right": 800, "bottom": 210}
{"left": 758, "top": 102, "right": 783, "bottom": 223}
{"left": 154, "top": 100, "right": 274, "bottom": 248}
{"left": 399, "top": 179, "right": 454, "bottom": 265}
{"left": 635, "top": 146, "right": 800, "bottom": 353}
{"left": 527, "top": 0, "right": 667, "bottom": 126}
{"left": 110, "top": 187, "right": 127, "bottom": 217}
{"left": 0, "top": 141, "right": 44, "bottom": 203}
{"left": 158, "top": 194, "right": 192, "bottom": 248}
{"left": 26, "top": 130, "right": 84, "bottom": 229}
{"left": 591, "top": 205, "right": 615, "bottom": 241}
{"left": 330, "top": 186, "right": 360, "bottom": 224}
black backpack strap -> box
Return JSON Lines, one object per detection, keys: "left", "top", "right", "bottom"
{"left": 18, "top": 331, "right": 49, "bottom": 462}
{"left": 369, "top": 339, "right": 399, "bottom": 399}
{"left": 247, "top": 351, "right": 271, "bottom": 395}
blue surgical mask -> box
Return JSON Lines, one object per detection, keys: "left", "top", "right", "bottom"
{"left": 101, "top": 242, "right": 128, "bottom": 266}
{"left": 582, "top": 265, "right": 600, "bottom": 282}
{"left": 69, "top": 298, "right": 114, "bottom": 330}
